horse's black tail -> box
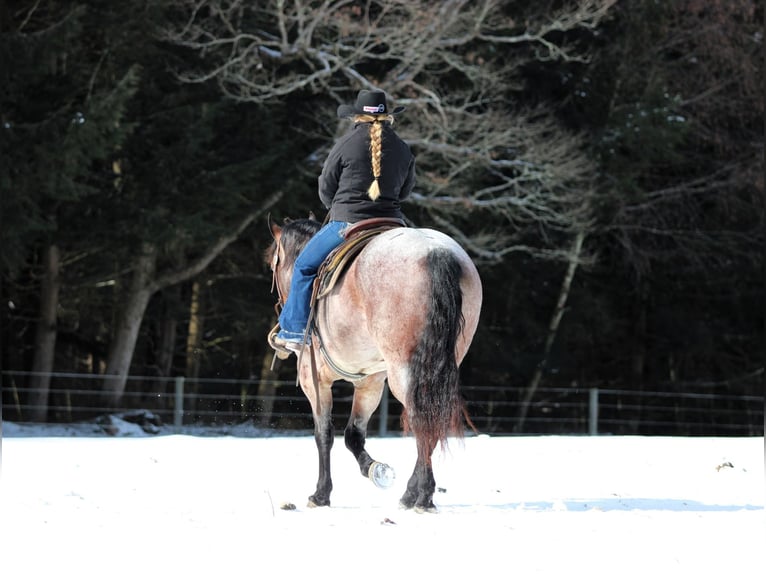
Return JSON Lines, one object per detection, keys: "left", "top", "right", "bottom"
{"left": 404, "top": 248, "right": 466, "bottom": 451}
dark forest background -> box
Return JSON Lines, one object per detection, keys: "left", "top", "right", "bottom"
{"left": 1, "top": 0, "right": 763, "bottom": 434}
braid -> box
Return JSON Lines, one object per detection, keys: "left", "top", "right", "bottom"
{"left": 367, "top": 121, "right": 383, "bottom": 200}
{"left": 354, "top": 114, "right": 394, "bottom": 201}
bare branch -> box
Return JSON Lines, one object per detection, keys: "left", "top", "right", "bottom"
{"left": 17, "top": 0, "right": 42, "bottom": 32}
{"left": 152, "top": 190, "right": 284, "bottom": 291}
{"left": 161, "top": 0, "right": 615, "bottom": 262}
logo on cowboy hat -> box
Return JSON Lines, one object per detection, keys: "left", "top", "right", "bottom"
{"left": 337, "top": 90, "right": 405, "bottom": 118}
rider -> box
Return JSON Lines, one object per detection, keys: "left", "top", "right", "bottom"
{"left": 271, "top": 89, "right": 416, "bottom": 354}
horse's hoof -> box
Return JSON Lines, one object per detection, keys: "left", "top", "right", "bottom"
{"left": 368, "top": 462, "right": 395, "bottom": 489}
{"left": 399, "top": 498, "right": 437, "bottom": 513}
{"left": 399, "top": 493, "right": 416, "bottom": 509}
{"left": 307, "top": 495, "right": 330, "bottom": 508}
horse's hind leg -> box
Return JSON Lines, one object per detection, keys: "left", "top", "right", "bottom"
{"left": 400, "top": 433, "right": 438, "bottom": 513}
{"left": 386, "top": 371, "right": 440, "bottom": 512}
{"left": 344, "top": 373, "right": 393, "bottom": 485}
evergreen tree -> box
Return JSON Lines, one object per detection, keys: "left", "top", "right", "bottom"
{"left": 1, "top": 1, "right": 310, "bottom": 413}
{"left": 561, "top": 0, "right": 762, "bottom": 399}
{"left": 1, "top": 2, "right": 138, "bottom": 419}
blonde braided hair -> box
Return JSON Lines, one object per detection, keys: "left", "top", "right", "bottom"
{"left": 354, "top": 114, "right": 395, "bottom": 200}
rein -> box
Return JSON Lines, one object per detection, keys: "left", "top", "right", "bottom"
{"left": 269, "top": 234, "right": 323, "bottom": 414}
{"left": 269, "top": 246, "right": 285, "bottom": 310}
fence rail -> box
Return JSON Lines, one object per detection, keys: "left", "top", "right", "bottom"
{"left": 2, "top": 370, "right": 762, "bottom": 436}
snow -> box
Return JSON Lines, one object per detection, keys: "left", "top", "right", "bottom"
{"left": 1, "top": 421, "right": 764, "bottom": 573}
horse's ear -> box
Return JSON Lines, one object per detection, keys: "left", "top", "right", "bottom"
{"left": 267, "top": 213, "right": 281, "bottom": 240}
{"left": 308, "top": 211, "right": 316, "bottom": 221}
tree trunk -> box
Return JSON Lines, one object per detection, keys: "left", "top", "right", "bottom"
{"left": 157, "top": 316, "right": 178, "bottom": 378}
{"left": 515, "top": 230, "right": 586, "bottom": 433}
{"left": 28, "top": 244, "right": 61, "bottom": 422}
{"left": 103, "top": 244, "right": 157, "bottom": 407}
{"left": 150, "top": 288, "right": 179, "bottom": 405}
{"left": 629, "top": 280, "right": 648, "bottom": 433}
{"left": 630, "top": 281, "right": 648, "bottom": 385}
{"left": 157, "top": 317, "right": 178, "bottom": 378}
{"left": 184, "top": 279, "right": 204, "bottom": 418}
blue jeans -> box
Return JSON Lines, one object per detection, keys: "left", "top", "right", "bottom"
{"left": 278, "top": 221, "right": 349, "bottom": 336}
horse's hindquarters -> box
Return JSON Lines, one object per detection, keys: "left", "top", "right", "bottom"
{"left": 318, "top": 227, "right": 482, "bottom": 374}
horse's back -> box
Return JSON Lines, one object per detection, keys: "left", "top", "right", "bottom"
{"left": 363, "top": 227, "right": 481, "bottom": 302}
{"left": 358, "top": 227, "right": 476, "bottom": 277}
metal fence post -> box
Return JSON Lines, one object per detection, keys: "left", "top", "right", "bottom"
{"left": 378, "top": 381, "right": 389, "bottom": 436}
{"left": 589, "top": 387, "right": 599, "bottom": 436}
{"left": 174, "top": 376, "right": 185, "bottom": 427}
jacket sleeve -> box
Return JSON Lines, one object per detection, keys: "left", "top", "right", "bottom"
{"left": 318, "top": 143, "right": 343, "bottom": 209}
{"left": 399, "top": 154, "right": 416, "bottom": 201}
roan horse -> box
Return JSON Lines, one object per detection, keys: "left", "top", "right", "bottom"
{"left": 266, "top": 216, "right": 482, "bottom": 512}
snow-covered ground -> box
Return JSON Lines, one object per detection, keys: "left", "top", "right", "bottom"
{"left": 1, "top": 420, "right": 764, "bottom": 573}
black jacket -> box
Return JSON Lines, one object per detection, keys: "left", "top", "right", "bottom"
{"left": 318, "top": 122, "right": 415, "bottom": 223}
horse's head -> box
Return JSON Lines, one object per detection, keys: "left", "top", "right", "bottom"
{"left": 265, "top": 214, "right": 322, "bottom": 305}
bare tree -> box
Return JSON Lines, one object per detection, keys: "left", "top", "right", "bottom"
{"left": 515, "top": 229, "right": 586, "bottom": 433}
{"left": 162, "top": 0, "right": 615, "bottom": 262}
{"left": 599, "top": 0, "right": 762, "bottom": 276}
{"left": 576, "top": 0, "right": 763, "bottom": 396}
{"left": 162, "top": 0, "right": 616, "bottom": 425}
{"left": 102, "top": 193, "right": 283, "bottom": 406}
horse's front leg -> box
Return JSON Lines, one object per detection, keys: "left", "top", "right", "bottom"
{"left": 344, "top": 374, "right": 395, "bottom": 487}
{"left": 298, "top": 360, "right": 335, "bottom": 507}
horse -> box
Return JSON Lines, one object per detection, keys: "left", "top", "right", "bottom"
{"left": 265, "top": 216, "right": 482, "bottom": 512}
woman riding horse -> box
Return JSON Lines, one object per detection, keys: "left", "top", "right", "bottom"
{"left": 266, "top": 216, "right": 482, "bottom": 512}
{"left": 266, "top": 89, "right": 482, "bottom": 512}
{"left": 270, "top": 89, "right": 415, "bottom": 354}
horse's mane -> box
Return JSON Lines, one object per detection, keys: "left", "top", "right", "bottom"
{"left": 264, "top": 218, "right": 322, "bottom": 266}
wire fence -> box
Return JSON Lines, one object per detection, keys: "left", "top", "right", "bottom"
{"left": 2, "top": 370, "right": 763, "bottom": 436}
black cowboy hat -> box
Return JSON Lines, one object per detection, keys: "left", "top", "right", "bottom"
{"left": 337, "top": 89, "right": 405, "bottom": 118}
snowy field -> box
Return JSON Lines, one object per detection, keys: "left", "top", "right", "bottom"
{"left": 1, "top": 420, "right": 764, "bottom": 574}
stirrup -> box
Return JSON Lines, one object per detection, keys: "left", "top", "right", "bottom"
{"left": 267, "top": 324, "right": 291, "bottom": 360}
